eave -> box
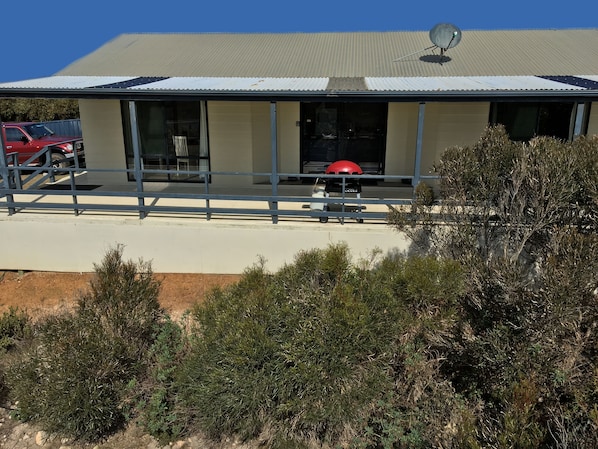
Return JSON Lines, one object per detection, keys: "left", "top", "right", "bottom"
{"left": 0, "top": 75, "right": 597, "bottom": 102}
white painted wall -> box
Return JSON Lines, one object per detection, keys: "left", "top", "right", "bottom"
{"left": 385, "top": 103, "right": 419, "bottom": 178}
{"left": 0, "top": 215, "right": 410, "bottom": 274}
{"left": 587, "top": 102, "right": 598, "bottom": 137}
{"left": 278, "top": 102, "right": 301, "bottom": 175}
{"left": 78, "top": 99, "right": 128, "bottom": 184}
{"left": 250, "top": 102, "right": 272, "bottom": 184}
{"left": 207, "top": 101, "right": 255, "bottom": 186}
{"left": 421, "top": 102, "right": 490, "bottom": 175}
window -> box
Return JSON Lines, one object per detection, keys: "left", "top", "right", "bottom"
{"left": 489, "top": 102, "right": 577, "bottom": 141}
{"left": 5, "top": 127, "right": 26, "bottom": 142}
{"left": 122, "top": 101, "right": 210, "bottom": 182}
{"left": 301, "top": 102, "right": 388, "bottom": 174}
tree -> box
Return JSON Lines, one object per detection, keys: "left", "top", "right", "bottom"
{"left": 0, "top": 98, "right": 79, "bottom": 122}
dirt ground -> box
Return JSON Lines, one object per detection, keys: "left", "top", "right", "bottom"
{"left": 0, "top": 270, "right": 242, "bottom": 319}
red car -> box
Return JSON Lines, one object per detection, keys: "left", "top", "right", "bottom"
{"left": 1, "top": 122, "right": 84, "bottom": 168}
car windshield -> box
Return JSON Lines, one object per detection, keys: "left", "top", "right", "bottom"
{"left": 24, "top": 124, "right": 55, "bottom": 138}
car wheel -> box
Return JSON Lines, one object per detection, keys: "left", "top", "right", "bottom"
{"left": 51, "top": 153, "right": 68, "bottom": 169}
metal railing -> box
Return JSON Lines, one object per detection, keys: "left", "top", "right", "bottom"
{"left": 1, "top": 162, "right": 424, "bottom": 224}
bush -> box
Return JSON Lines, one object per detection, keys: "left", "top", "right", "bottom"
{"left": 7, "top": 312, "right": 133, "bottom": 439}
{"left": 414, "top": 181, "right": 435, "bottom": 206}
{"left": 0, "top": 307, "right": 31, "bottom": 406}
{"left": 174, "top": 243, "right": 468, "bottom": 447}
{"left": 0, "top": 307, "right": 30, "bottom": 354}
{"left": 390, "top": 126, "right": 598, "bottom": 266}
{"left": 129, "top": 317, "right": 188, "bottom": 444}
{"left": 4, "top": 246, "right": 164, "bottom": 442}
{"left": 389, "top": 127, "right": 598, "bottom": 447}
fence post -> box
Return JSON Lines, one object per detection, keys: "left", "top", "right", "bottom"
{"left": 0, "top": 120, "right": 16, "bottom": 215}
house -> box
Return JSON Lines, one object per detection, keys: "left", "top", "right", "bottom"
{"left": 1, "top": 27, "right": 597, "bottom": 274}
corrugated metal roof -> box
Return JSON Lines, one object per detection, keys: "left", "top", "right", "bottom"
{"left": 365, "top": 76, "right": 587, "bottom": 92}
{"left": 0, "top": 30, "right": 597, "bottom": 99}
{"left": 0, "top": 76, "right": 329, "bottom": 92}
{"left": 130, "top": 77, "right": 329, "bottom": 91}
{"left": 0, "top": 76, "right": 137, "bottom": 89}
{"left": 56, "top": 29, "right": 598, "bottom": 78}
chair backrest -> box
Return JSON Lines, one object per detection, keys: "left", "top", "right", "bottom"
{"left": 173, "top": 135, "right": 189, "bottom": 157}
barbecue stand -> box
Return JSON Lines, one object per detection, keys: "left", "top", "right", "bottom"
{"left": 310, "top": 160, "right": 364, "bottom": 223}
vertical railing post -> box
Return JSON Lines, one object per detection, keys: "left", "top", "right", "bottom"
{"left": 68, "top": 169, "right": 80, "bottom": 216}
{"left": 10, "top": 154, "right": 22, "bottom": 190}
{"left": 128, "top": 101, "right": 146, "bottom": 218}
{"left": 270, "top": 101, "right": 279, "bottom": 224}
{"left": 340, "top": 175, "right": 346, "bottom": 225}
{"left": 204, "top": 175, "right": 211, "bottom": 220}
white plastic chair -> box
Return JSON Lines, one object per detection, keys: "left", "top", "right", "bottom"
{"left": 172, "top": 135, "right": 190, "bottom": 171}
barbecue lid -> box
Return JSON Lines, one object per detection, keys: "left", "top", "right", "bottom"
{"left": 325, "top": 160, "right": 363, "bottom": 175}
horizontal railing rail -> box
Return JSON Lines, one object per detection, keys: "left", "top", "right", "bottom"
{"left": 0, "top": 164, "right": 428, "bottom": 224}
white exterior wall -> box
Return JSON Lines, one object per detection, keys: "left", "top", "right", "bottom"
{"left": 79, "top": 99, "right": 128, "bottom": 184}
{"left": 250, "top": 102, "right": 272, "bottom": 184}
{"left": 0, "top": 214, "right": 410, "bottom": 274}
{"left": 420, "top": 102, "right": 490, "bottom": 175}
{"left": 210, "top": 101, "right": 301, "bottom": 183}
{"left": 587, "top": 102, "right": 598, "bottom": 137}
{"left": 278, "top": 102, "right": 301, "bottom": 175}
{"left": 385, "top": 103, "right": 419, "bottom": 178}
{"left": 207, "top": 101, "right": 255, "bottom": 186}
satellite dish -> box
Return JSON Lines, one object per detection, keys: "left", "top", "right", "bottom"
{"left": 429, "top": 23, "right": 462, "bottom": 52}
{"left": 393, "top": 22, "right": 462, "bottom": 63}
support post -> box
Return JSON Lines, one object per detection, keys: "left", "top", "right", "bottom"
{"left": 128, "top": 101, "right": 146, "bottom": 218}
{"left": 412, "top": 102, "right": 425, "bottom": 191}
{"left": 270, "top": 101, "right": 279, "bottom": 224}
{"left": 573, "top": 102, "right": 586, "bottom": 139}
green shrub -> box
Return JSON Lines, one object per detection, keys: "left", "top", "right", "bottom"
{"left": 174, "top": 244, "right": 467, "bottom": 447}
{"left": 4, "top": 246, "right": 164, "bottom": 442}
{"left": 0, "top": 307, "right": 30, "bottom": 353}
{"left": 7, "top": 312, "right": 132, "bottom": 439}
{"left": 387, "top": 128, "right": 598, "bottom": 446}
{"left": 77, "top": 244, "right": 162, "bottom": 351}
{"left": 129, "top": 317, "right": 188, "bottom": 444}
{"left": 414, "top": 181, "right": 435, "bottom": 206}
{"left": 0, "top": 307, "right": 31, "bottom": 406}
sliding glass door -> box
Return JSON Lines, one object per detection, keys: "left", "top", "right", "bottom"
{"left": 122, "top": 100, "right": 210, "bottom": 182}
{"left": 301, "top": 102, "right": 388, "bottom": 174}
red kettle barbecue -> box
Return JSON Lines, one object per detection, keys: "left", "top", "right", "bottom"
{"left": 325, "top": 160, "right": 363, "bottom": 176}
{"left": 310, "top": 160, "right": 364, "bottom": 223}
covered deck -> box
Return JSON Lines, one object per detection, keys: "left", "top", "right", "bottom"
{"left": 0, "top": 163, "right": 418, "bottom": 274}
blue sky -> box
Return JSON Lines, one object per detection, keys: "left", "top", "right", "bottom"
{"left": 2, "top": 0, "right": 597, "bottom": 83}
